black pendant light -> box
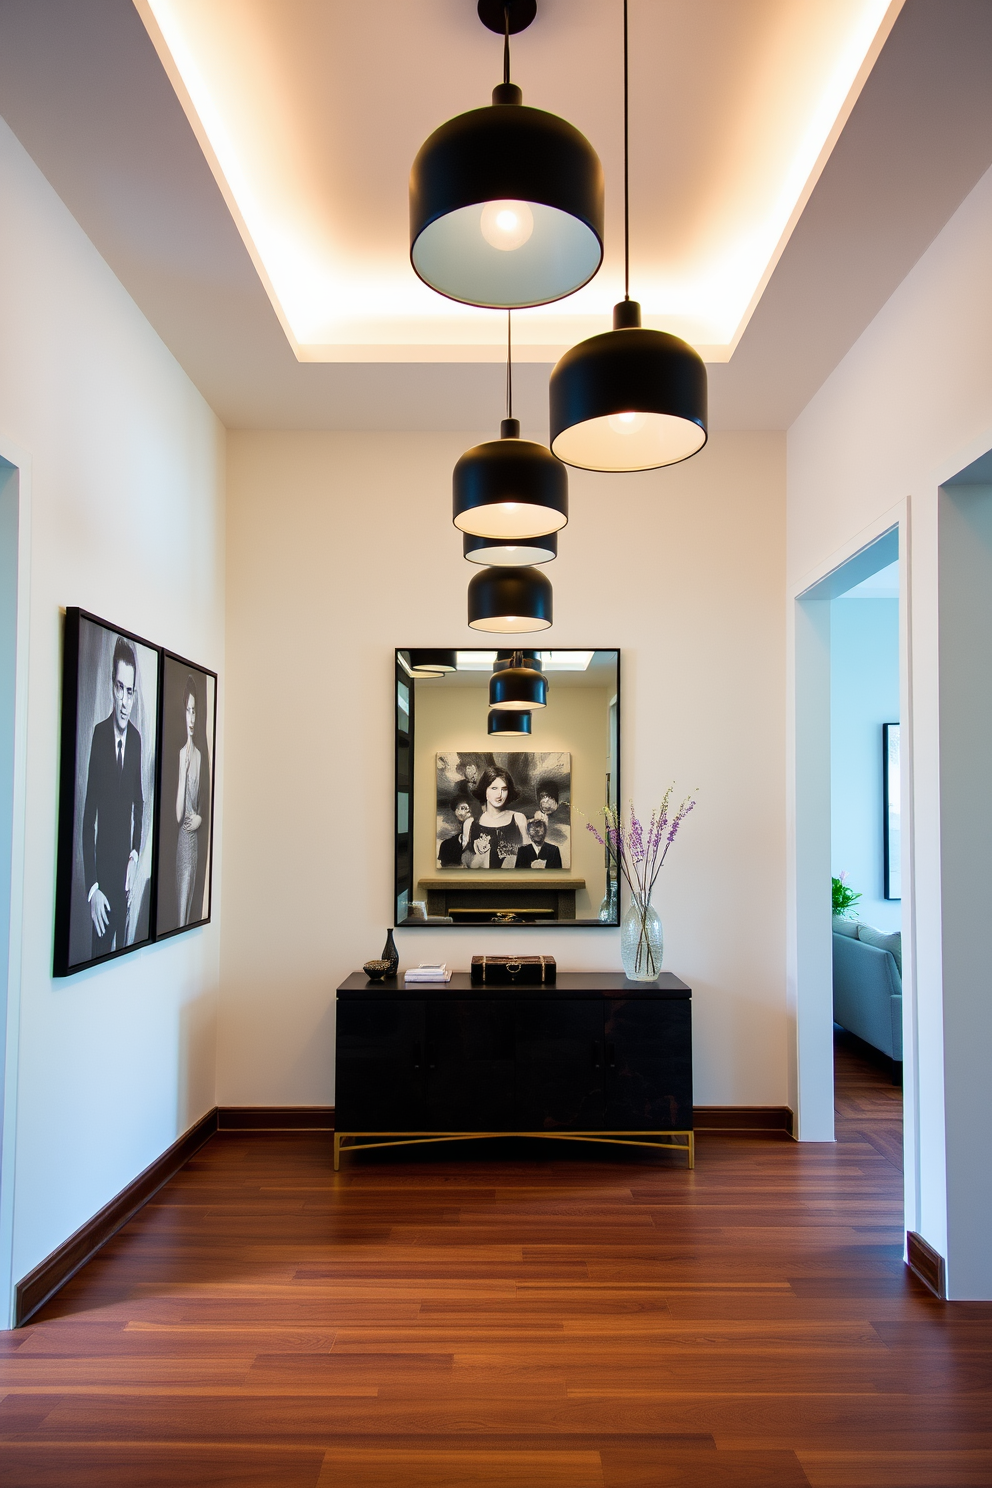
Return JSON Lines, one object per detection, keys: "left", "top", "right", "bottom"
{"left": 410, "top": 1, "right": 604, "bottom": 309}
{"left": 549, "top": 0, "right": 708, "bottom": 471}
{"left": 454, "top": 313, "right": 568, "bottom": 539}
{"left": 408, "top": 649, "right": 458, "bottom": 676}
{"left": 467, "top": 564, "right": 552, "bottom": 632}
{"left": 488, "top": 709, "right": 532, "bottom": 736}
{"left": 489, "top": 650, "right": 547, "bottom": 710}
{"left": 464, "top": 531, "right": 557, "bottom": 565}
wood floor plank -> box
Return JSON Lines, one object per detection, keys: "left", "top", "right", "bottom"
{"left": 6, "top": 1033, "right": 991, "bottom": 1487}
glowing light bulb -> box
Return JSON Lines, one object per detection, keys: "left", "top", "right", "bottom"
{"left": 480, "top": 200, "right": 534, "bottom": 251}
{"left": 607, "top": 410, "right": 648, "bottom": 435}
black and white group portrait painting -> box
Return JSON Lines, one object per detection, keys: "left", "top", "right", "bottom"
{"left": 435, "top": 751, "right": 571, "bottom": 871}
{"left": 54, "top": 610, "right": 159, "bottom": 975}
{"left": 155, "top": 653, "right": 217, "bottom": 939}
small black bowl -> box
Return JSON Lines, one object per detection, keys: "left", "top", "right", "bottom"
{"left": 363, "top": 959, "right": 393, "bottom": 982}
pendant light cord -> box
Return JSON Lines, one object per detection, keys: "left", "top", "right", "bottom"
{"left": 506, "top": 310, "right": 513, "bottom": 420}
{"left": 504, "top": 4, "right": 511, "bottom": 84}
{"left": 623, "top": 0, "right": 630, "bottom": 300}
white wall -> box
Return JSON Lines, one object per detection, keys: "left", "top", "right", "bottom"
{"left": 0, "top": 119, "right": 225, "bottom": 1316}
{"left": 220, "top": 429, "right": 786, "bottom": 1110}
{"left": 831, "top": 598, "right": 900, "bottom": 934}
{"left": 788, "top": 162, "right": 992, "bottom": 1296}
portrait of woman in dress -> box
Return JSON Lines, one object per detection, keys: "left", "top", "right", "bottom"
{"left": 467, "top": 765, "right": 530, "bottom": 869}
{"left": 175, "top": 674, "right": 204, "bottom": 926}
{"left": 155, "top": 654, "right": 216, "bottom": 938}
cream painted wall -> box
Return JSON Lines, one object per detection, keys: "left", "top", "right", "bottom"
{"left": 0, "top": 119, "right": 225, "bottom": 1312}
{"left": 220, "top": 428, "right": 786, "bottom": 1109}
{"left": 787, "top": 163, "right": 992, "bottom": 1294}
{"left": 413, "top": 681, "right": 611, "bottom": 919}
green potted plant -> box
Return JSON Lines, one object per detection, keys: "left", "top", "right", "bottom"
{"left": 832, "top": 872, "right": 861, "bottom": 919}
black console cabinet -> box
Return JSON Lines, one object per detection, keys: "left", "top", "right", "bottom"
{"left": 335, "top": 972, "right": 692, "bottom": 1167}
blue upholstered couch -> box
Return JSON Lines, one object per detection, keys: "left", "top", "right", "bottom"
{"left": 832, "top": 925, "right": 903, "bottom": 1063}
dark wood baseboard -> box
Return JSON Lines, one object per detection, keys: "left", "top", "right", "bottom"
{"left": 15, "top": 1107, "right": 218, "bottom": 1327}
{"left": 693, "top": 1105, "right": 794, "bottom": 1135}
{"left": 217, "top": 1106, "right": 336, "bottom": 1130}
{"left": 907, "top": 1230, "right": 946, "bottom": 1298}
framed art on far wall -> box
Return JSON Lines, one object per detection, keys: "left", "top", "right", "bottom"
{"left": 883, "top": 722, "right": 901, "bottom": 901}
{"left": 54, "top": 609, "right": 160, "bottom": 977}
{"left": 154, "top": 651, "right": 217, "bottom": 939}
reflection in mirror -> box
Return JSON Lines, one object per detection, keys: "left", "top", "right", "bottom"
{"left": 395, "top": 649, "right": 620, "bottom": 928}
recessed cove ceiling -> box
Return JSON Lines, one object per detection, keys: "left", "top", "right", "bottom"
{"left": 134, "top": 0, "right": 903, "bottom": 365}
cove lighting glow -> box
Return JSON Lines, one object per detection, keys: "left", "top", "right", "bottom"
{"left": 134, "top": 0, "right": 902, "bottom": 363}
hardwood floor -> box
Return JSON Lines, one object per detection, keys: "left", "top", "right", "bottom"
{"left": 2, "top": 1046, "right": 990, "bottom": 1487}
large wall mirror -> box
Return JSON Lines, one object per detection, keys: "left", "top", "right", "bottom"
{"left": 395, "top": 649, "right": 620, "bottom": 928}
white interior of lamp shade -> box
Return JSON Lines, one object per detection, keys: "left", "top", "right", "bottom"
{"left": 468, "top": 614, "right": 553, "bottom": 632}
{"left": 454, "top": 501, "right": 568, "bottom": 539}
{"left": 465, "top": 540, "right": 557, "bottom": 565}
{"left": 552, "top": 411, "right": 707, "bottom": 472}
{"left": 487, "top": 697, "right": 545, "bottom": 710}
{"left": 413, "top": 201, "right": 601, "bottom": 308}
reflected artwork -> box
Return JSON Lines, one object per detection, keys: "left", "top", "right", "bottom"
{"left": 436, "top": 752, "right": 571, "bottom": 870}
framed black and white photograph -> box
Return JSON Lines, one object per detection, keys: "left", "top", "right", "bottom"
{"left": 154, "top": 651, "right": 217, "bottom": 939}
{"left": 54, "top": 609, "right": 160, "bottom": 976}
{"left": 883, "top": 722, "right": 901, "bottom": 900}
{"left": 435, "top": 751, "right": 571, "bottom": 870}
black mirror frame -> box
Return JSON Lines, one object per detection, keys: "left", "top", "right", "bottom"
{"left": 394, "top": 647, "right": 620, "bottom": 929}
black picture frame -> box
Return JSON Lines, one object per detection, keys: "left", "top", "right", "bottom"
{"left": 54, "top": 608, "right": 162, "bottom": 977}
{"left": 153, "top": 650, "right": 218, "bottom": 940}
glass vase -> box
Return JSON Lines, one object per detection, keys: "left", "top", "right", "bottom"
{"left": 621, "top": 895, "right": 663, "bottom": 981}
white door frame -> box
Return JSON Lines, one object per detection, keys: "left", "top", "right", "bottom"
{"left": 0, "top": 437, "right": 32, "bottom": 1329}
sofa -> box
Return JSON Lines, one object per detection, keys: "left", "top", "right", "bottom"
{"left": 832, "top": 920, "right": 902, "bottom": 1065}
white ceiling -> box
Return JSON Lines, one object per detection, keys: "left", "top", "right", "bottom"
{"left": 1, "top": 0, "right": 991, "bottom": 432}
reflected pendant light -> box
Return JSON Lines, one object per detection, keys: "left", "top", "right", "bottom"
{"left": 410, "top": 1, "right": 604, "bottom": 309}
{"left": 549, "top": 0, "right": 708, "bottom": 471}
{"left": 408, "top": 649, "right": 458, "bottom": 676}
{"left": 494, "top": 649, "right": 543, "bottom": 670}
{"left": 467, "top": 564, "right": 552, "bottom": 632}
{"left": 489, "top": 709, "right": 532, "bottom": 736}
{"left": 454, "top": 313, "right": 567, "bottom": 539}
{"left": 464, "top": 531, "right": 557, "bottom": 565}
{"left": 489, "top": 650, "right": 547, "bottom": 710}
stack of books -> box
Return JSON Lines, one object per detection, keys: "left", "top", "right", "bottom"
{"left": 403, "top": 963, "right": 451, "bottom": 984}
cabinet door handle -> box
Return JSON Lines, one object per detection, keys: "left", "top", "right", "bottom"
{"left": 606, "top": 1044, "right": 616, "bottom": 1069}
{"left": 413, "top": 1044, "right": 422, "bottom": 1070}
{"left": 591, "top": 1041, "right": 601, "bottom": 1069}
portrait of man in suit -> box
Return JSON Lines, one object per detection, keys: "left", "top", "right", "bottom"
{"left": 516, "top": 813, "right": 563, "bottom": 870}
{"left": 82, "top": 634, "right": 145, "bottom": 956}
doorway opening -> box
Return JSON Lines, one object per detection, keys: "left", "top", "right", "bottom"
{"left": 828, "top": 542, "right": 903, "bottom": 1171}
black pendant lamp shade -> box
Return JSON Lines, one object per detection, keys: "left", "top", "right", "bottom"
{"left": 464, "top": 530, "right": 557, "bottom": 565}
{"left": 488, "top": 709, "right": 532, "bottom": 736}
{"left": 467, "top": 564, "right": 552, "bottom": 632}
{"left": 550, "top": 300, "right": 707, "bottom": 471}
{"left": 409, "top": 4, "right": 603, "bottom": 308}
{"left": 408, "top": 649, "right": 458, "bottom": 676}
{"left": 489, "top": 653, "right": 547, "bottom": 710}
{"left": 454, "top": 419, "right": 567, "bottom": 539}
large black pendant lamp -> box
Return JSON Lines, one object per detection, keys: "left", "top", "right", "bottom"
{"left": 488, "top": 710, "right": 532, "bottom": 736}
{"left": 549, "top": 0, "right": 708, "bottom": 472}
{"left": 489, "top": 649, "right": 547, "bottom": 710}
{"left": 455, "top": 313, "right": 567, "bottom": 540}
{"left": 410, "top": 1, "right": 604, "bottom": 309}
